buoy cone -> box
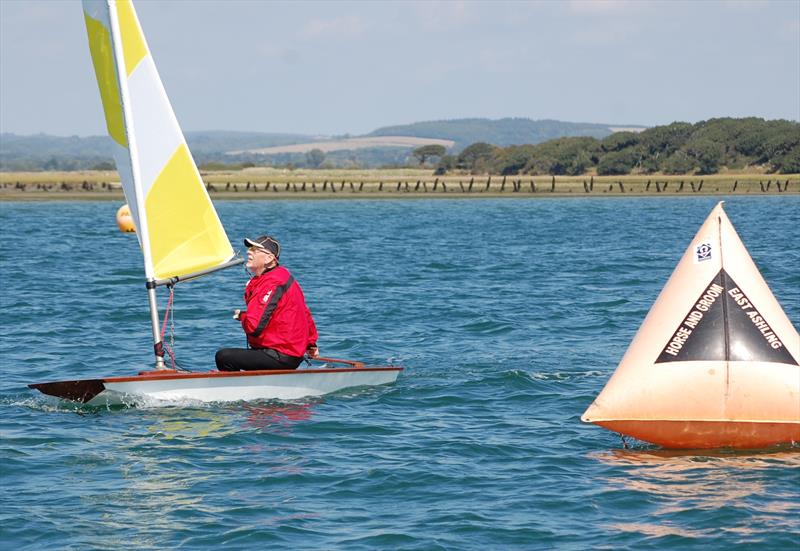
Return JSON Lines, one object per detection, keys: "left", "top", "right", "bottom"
{"left": 116, "top": 204, "right": 136, "bottom": 233}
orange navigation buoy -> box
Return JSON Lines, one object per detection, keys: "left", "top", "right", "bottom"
{"left": 116, "top": 204, "right": 136, "bottom": 233}
{"left": 582, "top": 202, "right": 799, "bottom": 449}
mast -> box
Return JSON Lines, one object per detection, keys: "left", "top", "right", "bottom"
{"left": 106, "top": 0, "right": 165, "bottom": 369}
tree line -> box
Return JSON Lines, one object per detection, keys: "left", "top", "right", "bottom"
{"left": 370, "top": 117, "right": 620, "bottom": 149}
{"left": 429, "top": 118, "right": 799, "bottom": 175}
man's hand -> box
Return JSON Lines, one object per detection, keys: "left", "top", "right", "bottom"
{"left": 233, "top": 309, "right": 242, "bottom": 320}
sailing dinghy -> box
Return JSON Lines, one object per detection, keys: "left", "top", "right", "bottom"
{"left": 582, "top": 202, "right": 799, "bottom": 449}
{"left": 29, "top": 0, "right": 400, "bottom": 406}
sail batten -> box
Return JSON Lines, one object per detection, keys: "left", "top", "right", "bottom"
{"left": 82, "top": 0, "right": 234, "bottom": 281}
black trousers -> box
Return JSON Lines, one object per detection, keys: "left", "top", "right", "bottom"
{"left": 215, "top": 347, "right": 303, "bottom": 371}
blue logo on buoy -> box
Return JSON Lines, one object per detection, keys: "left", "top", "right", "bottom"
{"left": 695, "top": 242, "right": 712, "bottom": 262}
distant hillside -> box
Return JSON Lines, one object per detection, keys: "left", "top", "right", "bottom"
{"left": 231, "top": 136, "right": 454, "bottom": 155}
{"left": 185, "top": 131, "right": 315, "bottom": 154}
{"left": 0, "top": 131, "right": 316, "bottom": 171}
{"left": 0, "top": 119, "right": 647, "bottom": 171}
{"left": 368, "top": 118, "right": 640, "bottom": 149}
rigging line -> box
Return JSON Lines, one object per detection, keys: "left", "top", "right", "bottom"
{"left": 169, "top": 287, "right": 175, "bottom": 366}
{"left": 155, "top": 286, "right": 197, "bottom": 373}
{"left": 159, "top": 285, "right": 177, "bottom": 370}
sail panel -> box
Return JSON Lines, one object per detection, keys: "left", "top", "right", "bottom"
{"left": 83, "top": 10, "right": 127, "bottom": 148}
{"left": 82, "top": 0, "right": 235, "bottom": 280}
{"left": 582, "top": 202, "right": 800, "bottom": 441}
{"left": 127, "top": 55, "right": 184, "bottom": 191}
{"left": 146, "top": 144, "right": 235, "bottom": 279}
{"left": 109, "top": 140, "right": 141, "bottom": 234}
{"left": 115, "top": 0, "right": 146, "bottom": 76}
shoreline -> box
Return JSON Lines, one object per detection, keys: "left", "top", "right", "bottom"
{"left": 1, "top": 172, "right": 797, "bottom": 201}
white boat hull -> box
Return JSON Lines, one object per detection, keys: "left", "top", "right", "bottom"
{"left": 30, "top": 362, "right": 402, "bottom": 406}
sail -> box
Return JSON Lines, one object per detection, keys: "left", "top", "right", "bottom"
{"left": 82, "top": 0, "right": 234, "bottom": 281}
{"left": 582, "top": 202, "right": 800, "bottom": 448}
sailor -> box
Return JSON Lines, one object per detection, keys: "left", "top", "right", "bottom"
{"left": 215, "top": 235, "right": 319, "bottom": 371}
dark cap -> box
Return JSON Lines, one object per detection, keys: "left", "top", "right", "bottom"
{"left": 244, "top": 235, "right": 280, "bottom": 258}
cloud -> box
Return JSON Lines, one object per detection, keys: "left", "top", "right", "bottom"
{"left": 256, "top": 43, "right": 301, "bottom": 65}
{"left": 411, "top": 0, "right": 478, "bottom": 32}
{"left": 720, "top": 0, "right": 766, "bottom": 12}
{"left": 566, "top": 0, "right": 635, "bottom": 15}
{"left": 300, "top": 15, "right": 367, "bottom": 39}
{"left": 783, "top": 20, "right": 800, "bottom": 41}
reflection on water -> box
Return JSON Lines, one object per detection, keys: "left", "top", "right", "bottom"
{"left": 242, "top": 402, "right": 315, "bottom": 433}
{"left": 75, "top": 403, "right": 320, "bottom": 547}
{"left": 590, "top": 449, "right": 800, "bottom": 540}
{"left": 147, "top": 409, "right": 235, "bottom": 440}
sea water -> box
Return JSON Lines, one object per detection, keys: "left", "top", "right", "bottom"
{"left": 1, "top": 196, "right": 798, "bottom": 549}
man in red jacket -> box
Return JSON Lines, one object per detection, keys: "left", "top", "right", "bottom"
{"left": 215, "top": 235, "right": 319, "bottom": 371}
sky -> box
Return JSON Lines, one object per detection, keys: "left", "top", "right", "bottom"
{"left": 1, "top": 0, "right": 798, "bottom": 137}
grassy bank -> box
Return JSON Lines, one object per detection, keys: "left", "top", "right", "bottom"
{"left": 1, "top": 169, "right": 798, "bottom": 200}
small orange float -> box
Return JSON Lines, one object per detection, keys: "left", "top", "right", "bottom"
{"left": 116, "top": 204, "right": 136, "bottom": 233}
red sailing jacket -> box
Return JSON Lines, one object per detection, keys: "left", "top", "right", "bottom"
{"left": 239, "top": 266, "right": 318, "bottom": 357}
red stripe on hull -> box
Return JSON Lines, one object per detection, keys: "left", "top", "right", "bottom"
{"left": 594, "top": 419, "right": 800, "bottom": 449}
{"left": 107, "top": 367, "right": 402, "bottom": 384}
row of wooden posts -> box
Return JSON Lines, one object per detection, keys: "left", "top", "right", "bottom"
{"left": 2, "top": 177, "right": 795, "bottom": 193}
{"left": 203, "top": 176, "right": 795, "bottom": 193}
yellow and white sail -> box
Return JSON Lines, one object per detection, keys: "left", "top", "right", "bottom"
{"left": 82, "top": 0, "right": 234, "bottom": 281}
{"left": 582, "top": 202, "right": 799, "bottom": 448}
